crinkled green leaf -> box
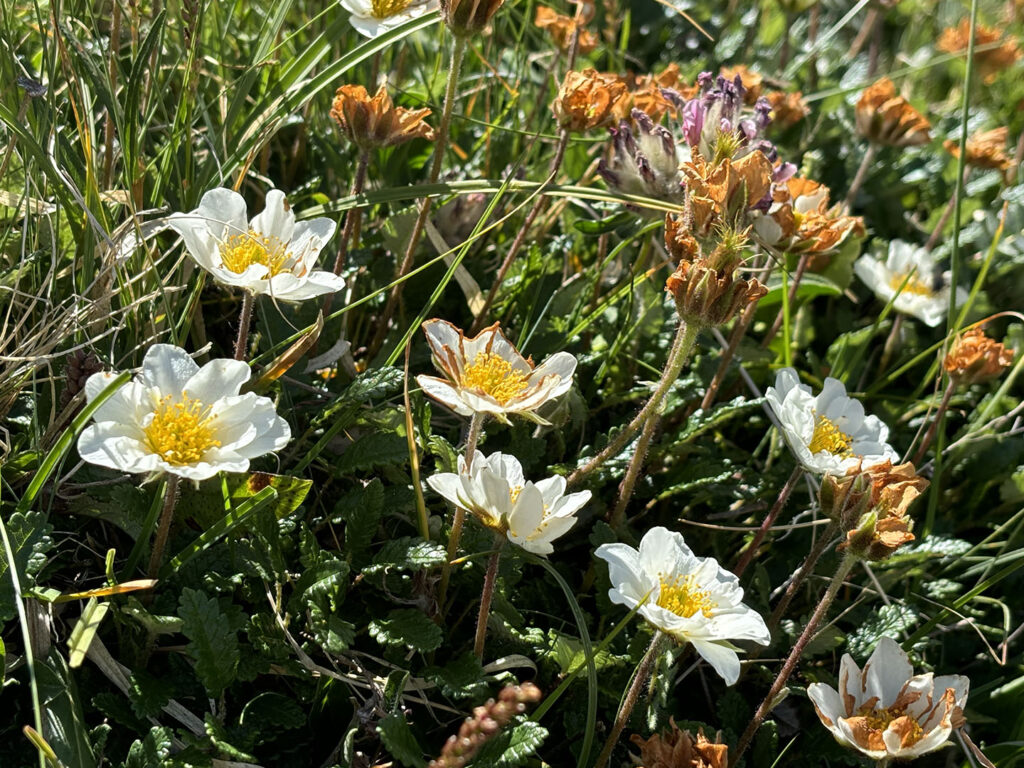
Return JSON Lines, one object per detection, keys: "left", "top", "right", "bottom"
{"left": 369, "top": 608, "right": 442, "bottom": 652}
{"left": 377, "top": 712, "right": 426, "bottom": 768}
{"left": 178, "top": 587, "right": 239, "bottom": 695}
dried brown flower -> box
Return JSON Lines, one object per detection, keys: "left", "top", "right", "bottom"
{"left": 552, "top": 68, "right": 630, "bottom": 132}
{"left": 440, "top": 0, "right": 506, "bottom": 35}
{"left": 753, "top": 176, "right": 864, "bottom": 260}
{"left": 677, "top": 151, "right": 774, "bottom": 239}
{"left": 944, "top": 126, "right": 1015, "bottom": 172}
{"left": 428, "top": 683, "right": 542, "bottom": 768}
{"left": 944, "top": 327, "right": 1015, "bottom": 386}
{"left": 534, "top": 6, "right": 598, "bottom": 53}
{"left": 720, "top": 64, "right": 763, "bottom": 104}
{"left": 855, "top": 77, "right": 932, "bottom": 147}
{"left": 631, "top": 721, "right": 728, "bottom": 768}
{"left": 623, "top": 64, "right": 691, "bottom": 121}
{"left": 765, "top": 90, "right": 810, "bottom": 130}
{"left": 665, "top": 249, "right": 768, "bottom": 327}
{"left": 938, "top": 20, "right": 1022, "bottom": 83}
{"left": 330, "top": 84, "right": 435, "bottom": 149}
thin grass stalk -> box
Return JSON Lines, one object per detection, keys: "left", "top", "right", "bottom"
{"left": 570, "top": 320, "right": 699, "bottom": 488}
{"left": 877, "top": 312, "right": 904, "bottom": 375}
{"left": 925, "top": 168, "right": 970, "bottom": 252}
{"left": 234, "top": 291, "right": 255, "bottom": 361}
{"left": 733, "top": 466, "right": 803, "bottom": 577}
{"left": 147, "top": 474, "right": 181, "bottom": 580}
{"left": 762, "top": 252, "right": 809, "bottom": 349}
{"left": 369, "top": 36, "right": 468, "bottom": 359}
{"left": 732, "top": 553, "right": 856, "bottom": 765}
{"left": 331, "top": 149, "right": 371, "bottom": 276}
{"left": 473, "top": 535, "right": 505, "bottom": 659}
{"left": 438, "top": 412, "right": 486, "bottom": 613}
{"left": 594, "top": 631, "right": 664, "bottom": 768}
{"left": 404, "top": 342, "right": 430, "bottom": 540}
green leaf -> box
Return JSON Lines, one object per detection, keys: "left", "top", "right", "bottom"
{"left": 183, "top": 472, "right": 310, "bottom": 529}
{"left": 759, "top": 272, "right": 843, "bottom": 308}
{"left": 308, "top": 604, "right": 356, "bottom": 653}
{"left": 0, "top": 510, "right": 53, "bottom": 622}
{"left": 364, "top": 537, "right": 447, "bottom": 575}
{"left": 847, "top": 604, "right": 919, "bottom": 658}
{"left": 572, "top": 211, "right": 636, "bottom": 234}
{"left": 126, "top": 671, "right": 173, "bottom": 720}
{"left": 369, "top": 608, "right": 442, "bottom": 652}
{"left": 676, "top": 397, "right": 762, "bottom": 444}
{"left": 377, "top": 712, "right": 426, "bottom": 768}
{"left": 177, "top": 587, "right": 240, "bottom": 695}
{"left": 122, "top": 726, "right": 173, "bottom": 768}
{"left": 67, "top": 597, "right": 109, "bottom": 668}
{"left": 427, "top": 653, "right": 487, "bottom": 700}
{"left": 36, "top": 650, "right": 97, "bottom": 768}
{"left": 337, "top": 431, "right": 409, "bottom": 473}
{"left": 333, "top": 479, "right": 385, "bottom": 558}
{"left": 471, "top": 721, "right": 548, "bottom": 767}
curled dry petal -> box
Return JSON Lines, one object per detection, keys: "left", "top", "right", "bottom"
{"left": 765, "top": 90, "right": 810, "bottom": 130}
{"left": 938, "top": 20, "right": 1022, "bottom": 83}
{"left": 331, "top": 84, "right": 435, "bottom": 149}
{"left": 944, "top": 126, "right": 1014, "bottom": 171}
{"left": 552, "top": 68, "right": 630, "bottom": 132}
{"left": 533, "top": 6, "right": 597, "bottom": 53}
{"left": 944, "top": 327, "right": 1015, "bottom": 386}
{"left": 631, "top": 720, "right": 728, "bottom": 768}
{"left": 855, "top": 77, "right": 932, "bottom": 147}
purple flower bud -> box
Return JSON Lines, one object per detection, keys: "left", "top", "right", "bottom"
{"left": 773, "top": 161, "right": 798, "bottom": 183}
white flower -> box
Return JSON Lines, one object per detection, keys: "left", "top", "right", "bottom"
{"left": 807, "top": 636, "right": 969, "bottom": 761}
{"left": 416, "top": 319, "right": 577, "bottom": 425}
{"left": 595, "top": 526, "right": 769, "bottom": 685}
{"left": 166, "top": 188, "right": 344, "bottom": 301}
{"left": 340, "top": 0, "right": 438, "bottom": 37}
{"left": 853, "top": 240, "right": 968, "bottom": 327}
{"left": 765, "top": 367, "right": 899, "bottom": 476}
{"left": 78, "top": 344, "right": 291, "bottom": 481}
{"left": 427, "top": 451, "right": 590, "bottom": 556}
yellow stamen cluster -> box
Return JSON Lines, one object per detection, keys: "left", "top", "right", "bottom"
{"left": 144, "top": 394, "right": 220, "bottom": 465}
{"left": 809, "top": 414, "right": 854, "bottom": 457}
{"left": 858, "top": 704, "right": 925, "bottom": 745}
{"left": 461, "top": 353, "right": 530, "bottom": 405}
{"left": 656, "top": 574, "right": 717, "bottom": 619}
{"left": 888, "top": 270, "right": 933, "bottom": 297}
{"left": 219, "top": 230, "right": 291, "bottom": 277}
{"left": 371, "top": 0, "right": 413, "bottom": 18}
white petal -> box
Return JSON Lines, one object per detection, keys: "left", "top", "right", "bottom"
{"left": 689, "top": 638, "right": 742, "bottom": 685}
{"left": 250, "top": 189, "right": 295, "bottom": 242}
{"left": 141, "top": 345, "right": 199, "bottom": 394}
{"left": 184, "top": 359, "right": 252, "bottom": 402}
{"left": 77, "top": 425, "right": 158, "bottom": 475}
{"left": 416, "top": 375, "right": 474, "bottom": 417}
{"left": 864, "top": 637, "right": 914, "bottom": 708}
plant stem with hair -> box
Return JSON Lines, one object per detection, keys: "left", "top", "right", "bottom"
{"left": 702, "top": 298, "right": 757, "bottom": 411}
{"left": 369, "top": 36, "right": 468, "bottom": 359}
{"left": 147, "top": 474, "right": 181, "bottom": 579}
{"left": 570, "top": 320, "right": 700, "bottom": 489}
{"left": 234, "top": 291, "right": 255, "bottom": 361}
{"left": 768, "top": 520, "right": 838, "bottom": 631}
{"left": 332, "top": 149, "right": 370, "bottom": 275}
{"left": 438, "top": 412, "right": 486, "bottom": 613}
{"left": 733, "top": 466, "right": 803, "bottom": 577}
{"left": 733, "top": 553, "right": 856, "bottom": 764}
{"left": 474, "top": 535, "right": 504, "bottom": 659}
{"left": 844, "top": 143, "right": 878, "bottom": 212}
{"left": 594, "top": 631, "right": 664, "bottom": 768}
{"left": 912, "top": 378, "right": 956, "bottom": 466}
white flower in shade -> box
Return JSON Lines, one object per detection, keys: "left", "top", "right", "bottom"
{"left": 853, "top": 240, "right": 967, "bottom": 327}
{"left": 765, "top": 368, "right": 899, "bottom": 476}
{"left": 427, "top": 451, "right": 590, "bottom": 556}
{"left": 166, "top": 188, "right": 344, "bottom": 301}
{"left": 808, "top": 636, "right": 969, "bottom": 761}
{"left": 595, "top": 527, "right": 769, "bottom": 685}
{"left": 416, "top": 319, "right": 577, "bottom": 425}
{"left": 77, "top": 344, "right": 291, "bottom": 482}
{"left": 340, "top": 0, "right": 438, "bottom": 37}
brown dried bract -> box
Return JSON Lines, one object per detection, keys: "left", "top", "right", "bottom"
{"left": 631, "top": 721, "right": 728, "bottom": 768}
{"left": 552, "top": 68, "right": 630, "bottom": 132}
{"left": 624, "top": 64, "right": 691, "bottom": 121}
{"left": 534, "top": 6, "right": 598, "bottom": 53}
{"left": 678, "top": 151, "right": 774, "bottom": 238}
{"left": 944, "top": 327, "right": 1015, "bottom": 385}
{"left": 944, "top": 126, "right": 1015, "bottom": 172}
{"left": 440, "top": 0, "right": 506, "bottom": 36}
{"left": 938, "top": 20, "right": 1022, "bottom": 83}
{"left": 754, "top": 176, "right": 864, "bottom": 260}
{"left": 765, "top": 90, "right": 810, "bottom": 130}
{"left": 665, "top": 255, "right": 767, "bottom": 327}
{"left": 330, "top": 84, "right": 435, "bottom": 149}
{"left": 855, "top": 77, "right": 932, "bottom": 147}
{"left": 832, "top": 461, "right": 927, "bottom": 560}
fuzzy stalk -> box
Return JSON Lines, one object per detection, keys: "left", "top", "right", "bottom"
{"left": 570, "top": 320, "right": 700, "bottom": 488}
{"left": 331, "top": 149, "right": 371, "bottom": 275}
{"left": 767, "top": 520, "right": 839, "bottom": 631}
{"left": 473, "top": 535, "right": 505, "bottom": 660}
{"left": 368, "top": 36, "right": 468, "bottom": 359}
{"left": 733, "top": 553, "right": 856, "bottom": 764}
{"left": 594, "top": 631, "right": 665, "bottom": 768}
{"left": 438, "top": 412, "right": 486, "bottom": 613}
{"left": 843, "top": 143, "right": 878, "bottom": 212}
{"left": 702, "top": 295, "right": 758, "bottom": 411}
{"left": 733, "top": 466, "right": 803, "bottom": 577}
{"left": 234, "top": 291, "right": 255, "bottom": 361}
{"left": 911, "top": 378, "right": 956, "bottom": 466}
{"left": 147, "top": 474, "right": 181, "bottom": 580}
{"left": 877, "top": 312, "right": 905, "bottom": 375}
{"left": 761, "top": 252, "right": 810, "bottom": 349}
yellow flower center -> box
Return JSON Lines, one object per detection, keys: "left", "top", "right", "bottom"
{"left": 888, "top": 270, "right": 933, "bottom": 297}
{"left": 371, "top": 0, "right": 413, "bottom": 18}
{"left": 144, "top": 394, "right": 220, "bottom": 465}
{"left": 808, "top": 413, "right": 854, "bottom": 457}
{"left": 857, "top": 704, "right": 925, "bottom": 745}
{"left": 219, "top": 230, "right": 292, "bottom": 277}
{"left": 461, "top": 353, "right": 530, "bottom": 405}
{"left": 656, "top": 574, "right": 717, "bottom": 619}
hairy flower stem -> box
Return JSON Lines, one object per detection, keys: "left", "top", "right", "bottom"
{"left": 570, "top": 320, "right": 700, "bottom": 489}
{"left": 331, "top": 149, "right": 370, "bottom": 276}
{"left": 912, "top": 378, "right": 956, "bottom": 466}
{"left": 234, "top": 291, "right": 255, "bottom": 361}
{"left": 438, "top": 412, "right": 486, "bottom": 614}
{"left": 768, "top": 521, "right": 839, "bottom": 631}
{"left": 732, "top": 554, "right": 856, "bottom": 765}
{"left": 368, "top": 36, "right": 468, "bottom": 359}
{"left": 470, "top": 127, "right": 572, "bottom": 333}
{"left": 877, "top": 312, "right": 905, "bottom": 375}
{"left": 843, "top": 143, "right": 878, "bottom": 213}
{"left": 701, "top": 300, "right": 757, "bottom": 411}
{"left": 595, "top": 631, "right": 665, "bottom": 768}
{"left": 732, "top": 466, "right": 803, "bottom": 577}
{"left": 762, "top": 253, "right": 809, "bottom": 349}
{"left": 473, "top": 535, "right": 505, "bottom": 660}
{"left": 147, "top": 475, "right": 181, "bottom": 580}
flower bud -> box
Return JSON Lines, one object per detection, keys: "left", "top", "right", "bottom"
{"left": 440, "top": 0, "right": 505, "bottom": 36}
{"left": 833, "top": 461, "right": 927, "bottom": 561}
